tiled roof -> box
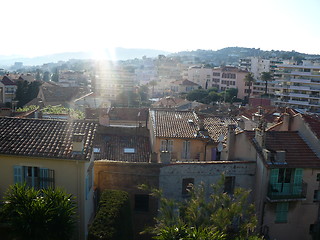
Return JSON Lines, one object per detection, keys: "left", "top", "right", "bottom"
{"left": 94, "top": 134, "right": 150, "bottom": 162}
{"left": 150, "top": 110, "right": 237, "bottom": 141}
{"left": 40, "top": 85, "right": 90, "bottom": 104}
{"left": 108, "top": 107, "right": 148, "bottom": 122}
{"left": 204, "top": 117, "right": 237, "bottom": 142}
{"left": 1, "top": 76, "right": 16, "bottom": 86}
{"left": 246, "top": 131, "right": 320, "bottom": 168}
{"left": 0, "top": 118, "right": 97, "bottom": 161}
{"left": 152, "top": 97, "right": 188, "bottom": 108}
{"left": 302, "top": 114, "right": 320, "bottom": 139}
{"left": 171, "top": 79, "right": 199, "bottom": 86}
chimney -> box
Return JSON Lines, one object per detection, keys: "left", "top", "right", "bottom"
{"left": 72, "top": 133, "right": 85, "bottom": 153}
{"left": 254, "top": 128, "right": 265, "bottom": 148}
{"left": 282, "top": 113, "right": 291, "bottom": 131}
{"left": 227, "top": 124, "right": 236, "bottom": 160}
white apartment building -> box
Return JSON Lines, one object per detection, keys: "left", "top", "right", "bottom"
{"left": 239, "top": 57, "right": 284, "bottom": 79}
{"left": 273, "top": 60, "right": 320, "bottom": 112}
{"left": 187, "top": 66, "right": 213, "bottom": 89}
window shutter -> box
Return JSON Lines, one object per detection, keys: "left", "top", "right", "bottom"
{"left": 294, "top": 168, "right": 303, "bottom": 183}
{"left": 276, "top": 202, "right": 289, "bottom": 223}
{"left": 14, "top": 166, "right": 23, "bottom": 184}
{"left": 40, "top": 168, "right": 49, "bottom": 188}
{"left": 85, "top": 175, "right": 89, "bottom": 200}
{"left": 160, "top": 140, "right": 167, "bottom": 152}
{"left": 270, "top": 169, "right": 279, "bottom": 184}
{"left": 167, "top": 140, "right": 173, "bottom": 152}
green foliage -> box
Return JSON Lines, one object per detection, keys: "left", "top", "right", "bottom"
{"left": 88, "top": 189, "right": 133, "bottom": 240}
{"left": 1, "top": 183, "right": 76, "bottom": 240}
{"left": 114, "top": 90, "right": 140, "bottom": 107}
{"left": 260, "top": 72, "right": 273, "bottom": 95}
{"left": 244, "top": 73, "right": 255, "bottom": 101}
{"left": 42, "top": 105, "right": 84, "bottom": 119}
{"left": 16, "top": 105, "right": 39, "bottom": 112}
{"left": 51, "top": 68, "right": 59, "bottom": 82}
{"left": 186, "top": 89, "right": 208, "bottom": 102}
{"left": 186, "top": 88, "right": 238, "bottom": 104}
{"left": 15, "top": 80, "right": 42, "bottom": 107}
{"left": 142, "top": 175, "right": 263, "bottom": 240}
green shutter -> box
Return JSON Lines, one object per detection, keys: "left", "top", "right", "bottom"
{"left": 14, "top": 166, "right": 23, "bottom": 184}
{"left": 270, "top": 169, "right": 279, "bottom": 184}
{"left": 276, "top": 202, "right": 289, "bottom": 223}
{"left": 294, "top": 168, "right": 303, "bottom": 183}
{"left": 40, "top": 168, "right": 49, "bottom": 188}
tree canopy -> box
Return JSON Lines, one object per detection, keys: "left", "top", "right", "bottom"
{"left": 15, "top": 80, "right": 41, "bottom": 108}
{"left": 141, "top": 175, "right": 263, "bottom": 240}
{"left": 0, "top": 184, "right": 76, "bottom": 240}
{"left": 186, "top": 88, "right": 239, "bottom": 104}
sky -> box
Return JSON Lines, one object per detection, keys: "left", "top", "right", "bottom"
{"left": 1, "top": 0, "right": 320, "bottom": 58}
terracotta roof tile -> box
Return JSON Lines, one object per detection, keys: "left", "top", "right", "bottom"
{"left": 150, "top": 110, "right": 237, "bottom": 141}
{"left": 302, "top": 114, "right": 320, "bottom": 139}
{"left": 0, "top": 118, "right": 97, "bottom": 161}
{"left": 94, "top": 134, "right": 150, "bottom": 162}
{"left": 246, "top": 130, "right": 320, "bottom": 168}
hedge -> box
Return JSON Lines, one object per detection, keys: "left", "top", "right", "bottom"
{"left": 88, "top": 189, "right": 133, "bottom": 240}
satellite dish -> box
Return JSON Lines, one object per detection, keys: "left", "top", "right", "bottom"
{"left": 218, "top": 134, "right": 225, "bottom": 142}
{"left": 217, "top": 142, "right": 223, "bottom": 152}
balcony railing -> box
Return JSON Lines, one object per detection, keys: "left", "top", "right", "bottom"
{"left": 267, "top": 181, "right": 307, "bottom": 202}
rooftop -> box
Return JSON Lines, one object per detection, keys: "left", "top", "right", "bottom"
{"left": 0, "top": 117, "right": 97, "bottom": 161}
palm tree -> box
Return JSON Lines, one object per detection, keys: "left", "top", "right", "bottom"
{"left": 261, "top": 72, "right": 273, "bottom": 96}
{"left": 244, "top": 72, "right": 255, "bottom": 102}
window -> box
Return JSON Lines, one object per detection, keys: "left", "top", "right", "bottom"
{"left": 182, "top": 178, "right": 194, "bottom": 196}
{"left": 224, "top": 176, "right": 235, "bottom": 194}
{"left": 134, "top": 194, "right": 149, "bottom": 212}
{"left": 160, "top": 140, "right": 173, "bottom": 152}
{"left": 314, "top": 190, "right": 320, "bottom": 202}
{"left": 278, "top": 169, "right": 292, "bottom": 183}
{"left": 182, "top": 141, "right": 191, "bottom": 159}
{"left": 14, "top": 165, "right": 54, "bottom": 189}
{"left": 86, "top": 167, "right": 93, "bottom": 199}
{"left": 317, "top": 173, "right": 320, "bottom": 181}
{"left": 275, "top": 202, "right": 289, "bottom": 223}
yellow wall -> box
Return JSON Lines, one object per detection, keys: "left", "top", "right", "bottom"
{"left": 0, "top": 154, "right": 93, "bottom": 240}
{"left": 154, "top": 137, "right": 207, "bottom": 162}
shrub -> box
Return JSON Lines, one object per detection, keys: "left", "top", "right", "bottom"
{"left": 88, "top": 189, "right": 133, "bottom": 240}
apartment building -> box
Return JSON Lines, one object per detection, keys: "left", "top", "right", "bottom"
{"left": 270, "top": 60, "right": 320, "bottom": 112}
{"left": 187, "top": 66, "right": 213, "bottom": 89}
{"left": 212, "top": 66, "right": 249, "bottom": 99}
{"left": 239, "top": 57, "right": 284, "bottom": 78}
{"left": 93, "top": 62, "right": 135, "bottom": 100}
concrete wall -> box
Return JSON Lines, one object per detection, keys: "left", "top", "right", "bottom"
{"left": 94, "top": 161, "right": 161, "bottom": 240}
{"left": 159, "top": 162, "right": 256, "bottom": 201}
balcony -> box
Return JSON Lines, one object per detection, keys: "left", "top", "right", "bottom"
{"left": 267, "top": 181, "right": 307, "bottom": 202}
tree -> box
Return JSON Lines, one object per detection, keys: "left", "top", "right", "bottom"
{"left": 51, "top": 68, "right": 59, "bottom": 82}
{"left": 149, "top": 80, "right": 157, "bottom": 97}
{"left": 43, "top": 71, "right": 50, "bottom": 82}
{"left": 260, "top": 72, "right": 273, "bottom": 96}
{"left": 186, "top": 89, "right": 209, "bottom": 102}
{"left": 1, "top": 184, "right": 76, "bottom": 240}
{"left": 244, "top": 73, "right": 255, "bottom": 102}
{"left": 15, "top": 80, "right": 41, "bottom": 107}
{"left": 141, "top": 175, "right": 263, "bottom": 240}
{"left": 35, "top": 69, "right": 42, "bottom": 81}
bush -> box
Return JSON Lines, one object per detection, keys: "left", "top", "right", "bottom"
{"left": 88, "top": 189, "right": 133, "bottom": 240}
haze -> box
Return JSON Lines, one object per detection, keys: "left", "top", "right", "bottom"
{"left": 1, "top": 0, "right": 319, "bottom": 58}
